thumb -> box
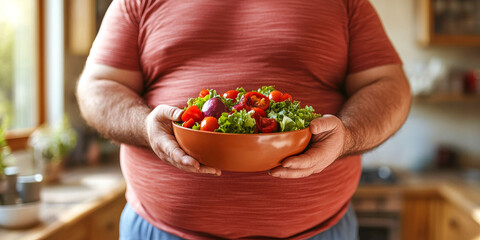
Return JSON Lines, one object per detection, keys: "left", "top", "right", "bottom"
{"left": 154, "top": 104, "right": 184, "bottom": 121}
{"left": 309, "top": 114, "right": 341, "bottom": 135}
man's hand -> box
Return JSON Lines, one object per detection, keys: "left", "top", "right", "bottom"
{"left": 269, "top": 65, "right": 411, "bottom": 179}
{"left": 269, "top": 115, "right": 349, "bottom": 179}
{"left": 145, "top": 105, "right": 222, "bottom": 176}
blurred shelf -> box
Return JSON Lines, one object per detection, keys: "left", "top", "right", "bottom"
{"left": 417, "top": 0, "right": 480, "bottom": 46}
{"left": 425, "top": 35, "right": 480, "bottom": 47}
{"left": 414, "top": 93, "right": 480, "bottom": 104}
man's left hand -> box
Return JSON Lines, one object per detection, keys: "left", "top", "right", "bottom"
{"left": 269, "top": 115, "right": 350, "bottom": 179}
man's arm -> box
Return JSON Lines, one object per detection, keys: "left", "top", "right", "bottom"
{"left": 340, "top": 64, "right": 411, "bottom": 156}
{"left": 270, "top": 64, "right": 411, "bottom": 178}
{"left": 77, "top": 63, "right": 221, "bottom": 175}
{"left": 77, "top": 64, "right": 149, "bottom": 146}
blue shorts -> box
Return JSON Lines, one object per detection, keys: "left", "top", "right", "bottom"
{"left": 120, "top": 203, "right": 358, "bottom": 240}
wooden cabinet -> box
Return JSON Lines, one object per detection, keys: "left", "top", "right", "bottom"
{"left": 47, "top": 221, "right": 89, "bottom": 240}
{"left": 441, "top": 203, "right": 480, "bottom": 240}
{"left": 402, "top": 190, "right": 480, "bottom": 240}
{"left": 417, "top": 0, "right": 480, "bottom": 46}
{"left": 67, "top": 0, "right": 96, "bottom": 55}
{"left": 67, "top": 0, "right": 112, "bottom": 55}
{"left": 45, "top": 193, "right": 126, "bottom": 240}
{"left": 88, "top": 194, "right": 126, "bottom": 240}
{"left": 402, "top": 190, "right": 443, "bottom": 240}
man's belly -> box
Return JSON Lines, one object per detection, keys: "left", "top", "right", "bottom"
{"left": 120, "top": 145, "right": 361, "bottom": 239}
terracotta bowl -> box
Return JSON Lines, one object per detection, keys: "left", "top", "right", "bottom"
{"left": 172, "top": 123, "right": 312, "bottom": 172}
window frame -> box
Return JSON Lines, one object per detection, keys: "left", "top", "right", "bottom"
{"left": 5, "top": 0, "right": 46, "bottom": 151}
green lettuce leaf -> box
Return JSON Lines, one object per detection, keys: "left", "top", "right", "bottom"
{"left": 256, "top": 86, "right": 276, "bottom": 96}
{"left": 267, "top": 100, "right": 321, "bottom": 132}
{"left": 216, "top": 110, "right": 256, "bottom": 134}
{"left": 235, "top": 87, "right": 246, "bottom": 103}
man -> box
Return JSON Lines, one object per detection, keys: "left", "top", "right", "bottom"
{"left": 77, "top": 0, "right": 411, "bottom": 239}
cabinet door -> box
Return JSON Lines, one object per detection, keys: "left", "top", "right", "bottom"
{"left": 88, "top": 195, "right": 126, "bottom": 240}
{"left": 441, "top": 203, "right": 480, "bottom": 240}
{"left": 402, "top": 194, "right": 443, "bottom": 240}
{"left": 47, "top": 220, "right": 89, "bottom": 240}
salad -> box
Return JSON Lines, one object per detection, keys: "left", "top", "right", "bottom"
{"left": 178, "top": 86, "right": 322, "bottom": 134}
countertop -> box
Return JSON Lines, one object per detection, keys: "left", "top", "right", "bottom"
{"left": 355, "top": 169, "right": 480, "bottom": 224}
{"left": 0, "top": 164, "right": 126, "bottom": 240}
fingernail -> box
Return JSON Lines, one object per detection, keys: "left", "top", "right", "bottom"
{"left": 181, "top": 158, "right": 191, "bottom": 166}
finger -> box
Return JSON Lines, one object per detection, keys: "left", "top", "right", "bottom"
{"left": 282, "top": 150, "right": 319, "bottom": 169}
{"left": 155, "top": 104, "right": 184, "bottom": 121}
{"left": 198, "top": 165, "right": 222, "bottom": 175}
{"left": 166, "top": 155, "right": 219, "bottom": 175}
{"left": 157, "top": 134, "right": 200, "bottom": 170}
{"left": 269, "top": 166, "right": 314, "bottom": 179}
{"left": 309, "top": 114, "right": 340, "bottom": 135}
{"left": 157, "top": 136, "right": 222, "bottom": 175}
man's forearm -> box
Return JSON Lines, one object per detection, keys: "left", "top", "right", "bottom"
{"left": 339, "top": 76, "right": 411, "bottom": 156}
{"left": 77, "top": 78, "right": 151, "bottom": 147}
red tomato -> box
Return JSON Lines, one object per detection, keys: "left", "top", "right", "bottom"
{"left": 223, "top": 90, "right": 239, "bottom": 100}
{"left": 268, "top": 90, "right": 283, "bottom": 102}
{"left": 252, "top": 108, "right": 266, "bottom": 117}
{"left": 200, "top": 117, "right": 219, "bottom": 131}
{"left": 199, "top": 89, "right": 210, "bottom": 98}
{"left": 281, "top": 93, "right": 293, "bottom": 102}
{"left": 251, "top": 107, "right": 266, "bottom": 122}
{"left": 243, "top": 92, "right": 270, "bottom": 111}
{"left": 182, "top": 118, "right": 195, "bottom": 128}
{"left": 181, "top": 106, "right": 204, "bottom": 122}
{"left": 257, "top": 117, "right": 278, "bottom": 133}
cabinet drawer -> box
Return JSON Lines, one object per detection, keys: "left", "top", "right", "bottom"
{"left": 47, "top": 220, "right": 89, "bottom": 240}
{"left": 88, "top": 195, "right": 126, "bottom": 240}
{"left": 442, "top": 204, "right": 480, "bottom": 240}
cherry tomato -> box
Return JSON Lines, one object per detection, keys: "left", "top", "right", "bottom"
{"left": 252, "top": 108, "right": 266, "bottom": 117}
{"left": 200, "top": 117, "right": 219, "bottom": 131}
{"left": 281, "top": 93, "right": 293, "bottom": 102}
{"left": 269, "top": 90, "right": 283, "bottom": 102}
{"left": 243, "top": 92, "right": 270, "bottom": 111}
{"left": 182, "top": 118, "right": 195, "bottom": 128}
{"left": 181, "top": 105, "right": 204, "bottom": 122}
{"left": 257, "top": 117, "right": 278, "bottom": 133}
{"left": 251, "top": 107, "right": 266, "bottom": 122}
{"left": 223, "top": 90, "right": 239, "bottom": 100}
{"left": 199, "top": 89, "right": 210, "bottom": 98}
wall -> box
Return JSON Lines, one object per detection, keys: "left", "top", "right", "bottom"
{"left": 364, "top": 0, "right": 480, "bottom": 170}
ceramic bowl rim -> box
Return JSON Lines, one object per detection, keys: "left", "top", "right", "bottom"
{"left": 172, "top": 121, "right": 311, "bottom": 136}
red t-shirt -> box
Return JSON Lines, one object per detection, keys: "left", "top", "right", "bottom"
{"left": 88, "top": 0, "right": 401, "bottom": 239}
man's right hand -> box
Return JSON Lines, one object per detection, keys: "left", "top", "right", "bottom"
{"left": 144, "top": 104, "right": 222, "bottom": 176}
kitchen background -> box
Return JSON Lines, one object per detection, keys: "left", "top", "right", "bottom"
{"left": 0, "top": 0, "right": 479, "bottom": 240}
{"left": 62, "top": 0, "right": 480, "bottom": 172}
{"left": 366, "top": 0, "right": 480, "bottom": 171}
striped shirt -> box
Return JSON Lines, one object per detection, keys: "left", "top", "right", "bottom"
{"left": 89, "top": 0, "right": 401, "bottom": 239}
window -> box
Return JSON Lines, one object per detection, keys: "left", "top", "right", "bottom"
{"left": 0, "top": 0, "right": 45, "bottom": 150}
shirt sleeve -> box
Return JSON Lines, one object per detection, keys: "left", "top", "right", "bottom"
{"left": 347, "top": 0, "right": 402, "bottom": 74}
{"left": 87, "top": 0, "right": 142, "bottom": 71}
